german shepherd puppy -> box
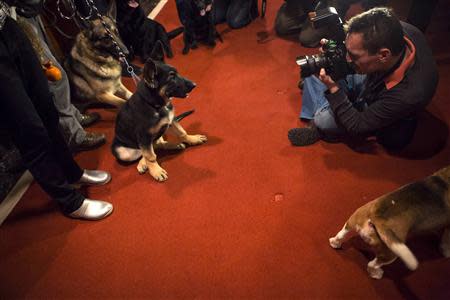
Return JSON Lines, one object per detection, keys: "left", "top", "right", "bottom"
{"left": 111, "top": 41, "right": 207, "bottom": 182}
{"left": 329, "top": 165, "right": 450, "bottom": 279}
{"left": 181, "top": 0, "right": 222, "bottom": 54}
{"left": 65, "top": 16, "right": 133, "bottom": 108}
{"left": 115, "top": 0, "right": 183, "bottom": 61}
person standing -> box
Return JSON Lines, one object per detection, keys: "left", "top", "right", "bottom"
{"left": 0, "top": 1, "right": 113, "bottom": 220}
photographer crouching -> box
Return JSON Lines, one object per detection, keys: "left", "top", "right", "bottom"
{"left": 288, "top": 7, "right": 438, "bottom": 151}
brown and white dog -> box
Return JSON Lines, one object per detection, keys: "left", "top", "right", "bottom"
{"left": 65, "top": 17, "right": 133, "bottom": 108}
{"left": 329, "top": 166, "right": 450, "bottom": 279}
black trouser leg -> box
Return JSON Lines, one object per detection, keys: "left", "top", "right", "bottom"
{"left": 0, "top": 18, "right": 83, "bottom": 214}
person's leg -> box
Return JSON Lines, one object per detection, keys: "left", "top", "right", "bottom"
{"left": 299, "top": 76, "right": 330, "bottom": 120}
{"left": 43, "top": 52, "right": 86, "bottom": 146}
{"left": 289, "top": 74, "right": 365, "bottom": 146}
{"left": 28, "top": 17, "right": 105, "bottom": 151}
{"left": 313, "top": 74, "right": 366, "bottom": 137}
{"left": 312, "top": 105, "right": 345, "bottom": 137}
{"left": 376, "top": 117, "right": 418, "bottom": 151}
{"left": 175, "top": 0, "right": 187, "bottom": 25}
{"left": 289, "top": 75, "right": 341, "bottom": 146}
{"left": 0, "top": 19, "right": 84, "bottom": 213}
{"left": 226, "top": 0, "right": 258, "bottom": 29}
{"left": 213, "top": 0, "right": 230, "bottom": 24}
{"left": 2, "top": 18, "right": 113, "bottom": 220}
{"left": 299, "top": 20, "right": 325, "bottom": 48}
{"left": 275, "top": 0, "right": 307, "bottom": 36}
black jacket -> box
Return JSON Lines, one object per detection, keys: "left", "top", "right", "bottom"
{"left": 325, "top": 22, "right": 439, "bottom": 135}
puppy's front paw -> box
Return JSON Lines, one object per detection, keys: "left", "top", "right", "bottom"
{"left": 137, "top": 158, "right": 148, "bottom": 174}
{"left": 329, "top": 237, "right": 342, "bottom": 249}
{"left": 147, "top": 161, "right": 168, "bottom": 182}
{"left": 182, "top": 134, "right": 207, "bottom": 146}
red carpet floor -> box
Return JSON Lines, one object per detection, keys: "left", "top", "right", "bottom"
{"left": 1, "top": 0, "right": 450, "bottom": 298}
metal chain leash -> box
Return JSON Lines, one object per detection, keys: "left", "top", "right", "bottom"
{"left": 56, "top": 0, "right": 140, "bottom": 85}
{"left": 56, "top": 0, "right": 76, "bottom": 20}
{"left": 76, "top": 0, "right": 93, "bottom": 21}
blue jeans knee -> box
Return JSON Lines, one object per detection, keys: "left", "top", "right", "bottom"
{"left": 313, "top": 106, "right": 345, "bottom": 137}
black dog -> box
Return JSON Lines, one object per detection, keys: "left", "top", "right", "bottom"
{"left": 115, "top": 0, "right": 183, "bottom": 61}
{"left": 112, "top": 41, "right": 207, "bottom": 182}
{"left": 181, "top": 0, "right": 222, "bottom": 54}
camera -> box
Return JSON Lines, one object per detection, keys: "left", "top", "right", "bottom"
{"left": 296, "top": 7, "right": 354, "bottom": 81}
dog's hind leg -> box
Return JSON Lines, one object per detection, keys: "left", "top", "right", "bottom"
{"left": 141, "top": 144, "right": 168, "bottom": 181}
{"left": 440, "top": 227, "right": 450, "bottom": 257}
{"left": 113, "top": 145, "right": 142, "bottom": 162}
{"left": 154, "top": 137, "right": 186, "bottom": 150}
{"left": 367, "top": 244, "right": 397, "bottom": 279}
{"left": 169, "top": 121, "right": 207, "bottom": 146}
{"left": 329, "top": 223, "right": 351, "bottom": 249}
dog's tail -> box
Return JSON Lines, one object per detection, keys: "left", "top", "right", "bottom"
{"left": 175, "top": 110, "right": 195, "bottom": 122}
{"left": 372, "top": 221, "right": 418, "bottom": 271}
{"left": 168, "top": 26, "right": 184, "bottom": 40}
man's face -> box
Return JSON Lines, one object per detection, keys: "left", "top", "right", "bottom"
{"left": 345, "top": 32, "right": 382, "bottom": 74}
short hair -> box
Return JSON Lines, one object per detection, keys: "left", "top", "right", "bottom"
{"left": 345, "top": 7, "right": 405, "bottom": 56}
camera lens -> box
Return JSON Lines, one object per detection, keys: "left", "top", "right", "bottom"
{"left": 296, "top": 54, "right": 329, "bottom": 78}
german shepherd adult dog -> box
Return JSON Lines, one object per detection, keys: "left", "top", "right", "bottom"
{"left": 115, "top": 0, "right": 183, "bottom": 61}
{"left": 181, "top": 0, "right": 222, "bottom": 54}
{"left": 65, "top": 16, "right": 133, "bottom": 108}
{"left": 112, "top": 42, "right": 207, "bottom": 182}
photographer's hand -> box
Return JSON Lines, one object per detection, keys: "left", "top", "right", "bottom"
{"left": 319, "top": 68, "right": 339, "bottom": 94}
{"left": 319, "top": 38, "right": 328, "bottom": 53}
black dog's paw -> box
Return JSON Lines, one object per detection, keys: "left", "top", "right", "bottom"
{"left": 182, "top": 46, "right": 190, "bottom": 55}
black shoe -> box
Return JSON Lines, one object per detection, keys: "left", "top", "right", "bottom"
{"left": 288, "top": 126, "right": 321, "bottom": 146}
{"left": 79, "top": 112, "right": 101, "bottom": 128}
{"left": 73, "top": 132, "right": 106, "bottom": 152}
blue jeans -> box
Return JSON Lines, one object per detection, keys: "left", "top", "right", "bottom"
{"left": 300, "top": 74, "right": 366, "bottom": 137}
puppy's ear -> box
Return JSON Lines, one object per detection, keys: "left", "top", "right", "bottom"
{"left": 143, "top": 58, "right": 158, "bottom": 89}
{"left": 150, "top": 41, "right": 165, "bottom": 62}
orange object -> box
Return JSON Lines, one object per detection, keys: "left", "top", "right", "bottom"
{"left": 42, "top": 61, "right": 62, "bottom": 81}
